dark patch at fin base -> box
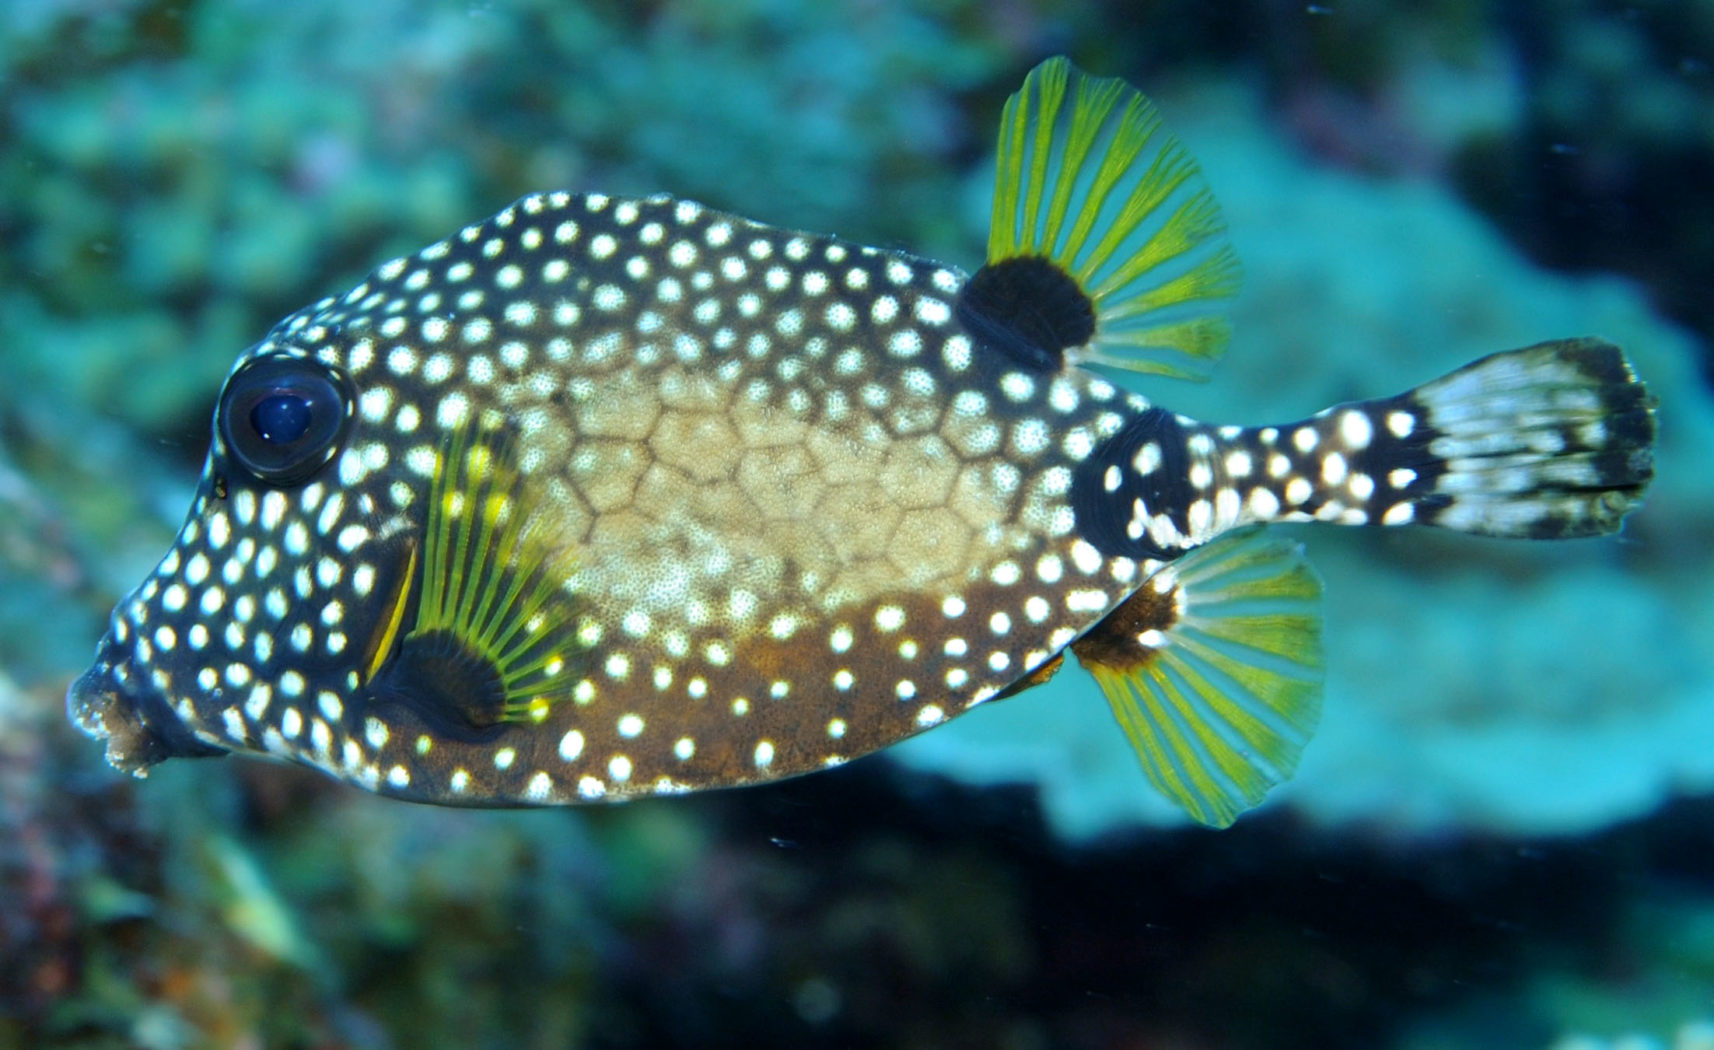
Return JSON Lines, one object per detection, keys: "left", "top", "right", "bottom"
{"left": 1068, "top": 579, "right": 1176, "bottom": 673}
{"left": 956, "top": 257, "right": 1097, "bottom": 372}
{"left": 368, "top": 629, "right": 513, "bottom": 743}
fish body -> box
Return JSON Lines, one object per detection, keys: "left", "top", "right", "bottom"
{"left": 69, "top": 59, "right": 1655, "bottom": 826}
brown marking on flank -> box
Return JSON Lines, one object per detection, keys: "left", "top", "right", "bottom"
{"left": 994, "top": 652, "right": 1064, "bottom": 700}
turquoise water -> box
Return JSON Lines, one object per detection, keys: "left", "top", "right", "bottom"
{"left": 3, "top": 2, "right": 1711, "bottom": 1046}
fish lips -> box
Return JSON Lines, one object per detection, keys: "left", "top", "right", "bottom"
{"left": 66, "top": 637, "right": 227, "bottom": 777}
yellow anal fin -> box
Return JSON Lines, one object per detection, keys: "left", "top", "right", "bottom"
{"left": 1070, "top": 527, "right": 1324, "bottom": 828}
{"left": 986, "top": 56, "right": 1241, "bottom": 380}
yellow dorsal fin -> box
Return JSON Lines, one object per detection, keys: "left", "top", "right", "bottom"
{"left": 1070, "top": 528, "right": 1324, "bottom": 827}
{"left": 987, "top": 57, "right": 1241, "bottom": 380}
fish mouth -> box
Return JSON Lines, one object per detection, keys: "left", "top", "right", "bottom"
{"left": 66, "top": 644, "right": 227, "bottom": 778}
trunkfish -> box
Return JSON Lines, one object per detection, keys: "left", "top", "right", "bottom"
{"left": 68, "top": 58, "right": 1656, "bottom": 827}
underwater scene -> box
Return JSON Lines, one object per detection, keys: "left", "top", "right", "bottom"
{"left": 3, "top": 1, "right": 1713, "bottom": 1047}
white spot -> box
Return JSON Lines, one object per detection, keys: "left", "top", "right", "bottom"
{"left": 1132, "top": 442, "right": 1162, "bottom": 475}
{"left": 437, "top": 392, "right": 470, "bottom": 429}
{"left": 1387, "top": 410, "right": 1416, "bottom": 438}
{"left": 1066, "top": 588, "right": 1110, "bottom": 613}
{"left": 1188, "top": 499, "right": 1213, "bottom": 534}
{"left": 942, "top": 335, "right": 972, "bottom": 372}
{"left": 1012, "top": 419, "right": 1050, "bottom": 455}
{"left": 1321, "top": 452, "right": 1348, "bottom": 486}
{"left": 244, "top": 684, "right": 272, "bottom": 721}
{"left": 1339, "top": 410, "right": 1374, "bottom": 449}
{"left": 754, "top": 741, "right": 775, "bottom": 769}
{"left": 618, "top": 713, "right": 645, "bottom": 738}
{"left": 609, "top": 755, "right": 632, "bottom": 782}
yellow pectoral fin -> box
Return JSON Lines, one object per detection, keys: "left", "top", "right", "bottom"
{"left": 367, "top": 421, "right": 583, "bottom": 732}
{"left": 1071, "top": 527, "right": 1324, "bottom": 828}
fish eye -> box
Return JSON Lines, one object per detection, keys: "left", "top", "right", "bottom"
{"left": 218, "top": 354, "right": 353, "bottom": 485}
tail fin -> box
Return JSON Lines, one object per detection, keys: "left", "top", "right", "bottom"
{"left": 1370, "top": 338, "right": 1655, "bottom": 538}
{"left": 1069, "top": 338, "right": 1654, "bottom": 561}
{"left": 1220, "top": 337, "right": 1656, "bottom": 539}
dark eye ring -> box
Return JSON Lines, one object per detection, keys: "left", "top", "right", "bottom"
{"left": 218, "top": 354, "right": 353, "bottom": 486}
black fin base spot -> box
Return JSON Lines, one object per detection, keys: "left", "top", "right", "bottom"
{"left": 1070, "top": 579, "right": 1179, "bottom": 673}
{"left": 367, "top": 629, "right": 512, "bottom": 743}
{"left": 955, "top": 256, "right": 1096, "bottom": 372}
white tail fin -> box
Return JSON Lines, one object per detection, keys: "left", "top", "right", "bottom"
{"left": 1397, "top": 338, "right": 1655, "bottom": 538}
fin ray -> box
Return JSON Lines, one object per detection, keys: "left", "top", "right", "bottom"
{"left": 1071, "top": 527, "right": 1324, "bottom": 827}
{"left": 987, "top": 57, "right": 1241, "bottom": 380}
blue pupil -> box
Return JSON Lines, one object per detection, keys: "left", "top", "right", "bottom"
{"left": 250, "top": 394, "right": 313, "bottom": 445}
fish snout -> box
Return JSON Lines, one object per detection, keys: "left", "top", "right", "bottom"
{"left": 66, "top": 639, "right": 226, "bottom": 777}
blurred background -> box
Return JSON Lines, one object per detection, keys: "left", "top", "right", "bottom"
{"left": 3, "top": 1, "right": 1712, "bottom": 1047}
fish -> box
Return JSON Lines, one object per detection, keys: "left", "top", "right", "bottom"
{"left": 67, "top": 57, "right": 1656, "bottom": 827}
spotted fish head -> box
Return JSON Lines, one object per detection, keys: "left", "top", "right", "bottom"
{"left": 69, "top": 337, "right": 412, "bottom": 778}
